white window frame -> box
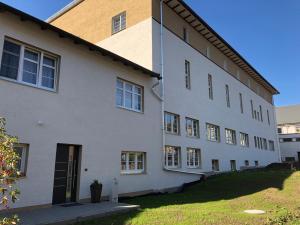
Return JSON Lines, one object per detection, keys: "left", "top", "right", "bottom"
{"left": 208, "top": 74, "right": 213, "bottom": 100}
{"left": 164, "top": 112, "right": 180, "bottom": 135}
{"left": 240, "top": 132, "right": 249, "bottom": 147}
{"left": 186, "top": 148, "right": 201, "bottom": 168}
{"left": 185, "top": 60, "right": 191, "bottom": 89}
{"left": 225, "top": 128, "right": 236, "bottom": 145}
{"left": 121, "top": 151, "right": 145, "bottom": 174}
{"left": 164, "top": 146, "right": 181, "bottom": 168}
{"left": 112, "top": 12, "right": 126, "bottom": 34}
{"left": 116, "top": 79, "right": 143, "bottom": 113}
{"left": 0, "top": 38, "right": 58, "bottom": 91}
{"left": 186, "top": 117, "right": 199, "bottom": 138}
{"left": 206, "top": 123, "right": 220, "bottom": 142}
{"left": 14, "top": 143, "right": 29, "bottom": 176}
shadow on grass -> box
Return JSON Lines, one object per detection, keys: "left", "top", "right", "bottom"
{"left": 77, "top": 169, "right": 295, "bottom": 225}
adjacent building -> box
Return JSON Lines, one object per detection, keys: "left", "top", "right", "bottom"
{"left": 0, "top": 0, "right": 280, "bottom": 209}
{"left": 277, "top": 105, "right": 300, "bottom": 162}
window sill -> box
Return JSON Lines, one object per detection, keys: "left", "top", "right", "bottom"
{"left": 165, "top": 131, "right": 180, "bottom": 136}
{"left": 187, "top": 166, "right": 201, "bottom": 169}
{"left": 226, "top": 143, "right": 237, "bottom": 146}
{"left": 116, "top": 105, "right": 143, "bottom": 114}
{"left": 186, "top": 135, "right": 200, "bottom": 139}
{"left": 207, "top": 139, "right": 220, "bottom": 143}
{"left": 0, "top": 76, "right": 57, "bottom": 93}
{"left": 120, "top": 171, "right": 146, "bottom": 176}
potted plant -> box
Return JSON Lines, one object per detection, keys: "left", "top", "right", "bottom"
{"left": 90, "top": 180, "right": 102, "bottom": 203}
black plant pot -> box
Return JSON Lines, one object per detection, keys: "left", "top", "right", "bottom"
{"left": 90, "top": 182, "right": 102, "bottom": 203}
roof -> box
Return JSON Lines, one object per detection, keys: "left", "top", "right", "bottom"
{"left": 276, "top": 105, "right": 300, "bottom": 125}
{"left": 0, "top": 2, "right": 161, "bottom": 80}
{"left": 164, "top": 0, "right": 279, "bottom": 95}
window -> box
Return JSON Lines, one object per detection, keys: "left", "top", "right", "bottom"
{"left": 259, "top": 105, "right": 263, "bottom": 122}
{"left": 186, "top": 148, "right": 201, "bottom": 168}
{"left": 185, "top": 60, "right": 191, "bottom": 89}
{"left": 239, "top": 93, "right": 243, "bottom": 114}
{"left": 277, "top": 128, "right": 282, "bottom": 134}
{"left": 245, "top": 160, "right": 249, "bottom": 167}
{"left": 285, "top": 157, "right": 295, "bottom": 162}
{"left": 254, "top": 136, "right": 257, "bottom": 148}
{"left": 212, "top": 159, "right": 219, "bottom": 171}
{"left": 263, "top": 138, "right": 268, "bottom": 150}
{"left": 14, "top": 144, "right": 29, "bottom": 175}
{"left": 183, "top": 27, "right": 189, "bottom": 43}
{"left": 255, "top": 161, "right": 259, "bottom": 167}
{"left": 206, "top": 123, "right": 220, "bottom": 142}
{"left": 225, "top": 128, "right": 236, "bottom": 145}
{"left": 225, "top": 84, "right": 230, "bottom": 107}
{"left": 186, "top": 117, "right": 199, "bottom": 138}
{"left": 283, "top": 138, "right": 293, "bottom": 142}
{"left": 267, "top": 110, "right": 270, "bottom": 125}
{"left": 230, "top": 160, "right": 236, "bottom": 171}
{"left": 164, "top": 146, "right": 181, "bottom": 168}
{"left": 112, "top": 12, "right": 126, "bottom": 34}
{"left": 165, "top": 112, "right": 180, "bottom": 135}
{"left": 121, "top": 152, "right": 145, "bottom": 174}
{"left": 248, "top": 78, "right": 251, "bottom": 88}
{"left": 240, "top": 132, "right": 249, "bottom": 147}
{"left": 250, "top": 100, "right": 254, "bottom": 119}
{"left": 208, "top": 74, "right": 213, "bottom": 100}
{"left": 259, "top": 137, "right": 263, "bottom": 149}
{"left": 116, "top": 79, "right": 143, "bottom": 112}
{"left": 269, "top": 140, "right": 275, "bottom": 151}
{"left": 0, "top": 39, "right": 58, "bottom": 90}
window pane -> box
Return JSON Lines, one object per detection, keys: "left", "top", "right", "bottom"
{"left": 0, "top": 52, "right": 20, "bottom": 79}
{"left": 43, "top": 56, "right": 55, "bottom": 67}
{"left": 134, "top": 86, "right": 141, "bottom": 94}
{"left": 134, "top": 94, "right": 141, "bottom": 111}
{"left": 125, "top": 83, "right": 132, "bottom": 92}
{"left": 42, "top": 67, "right": 55, "bottom": 89}
{"left": 0, "top": 41, "right": 21, "bottom": 80}
{"left": 116, "top": 89, "right": 123, "bottom": 106}
{"left": 116, "top": 80, "right": 123, "bottom": 89}
{"left": 128, "top": 153, "right": 135, "bottom": 170}
{"left": 14, "top": 147, "right": 23, "bottom": 172}
{"left": 22, "top": 60, "right": 38, "bottom": 84}
{"left": 125, "top": 91, "right": 132, "bottom": 108}
{"left": 24, "top": 50, "right": 38, "bottom": 61}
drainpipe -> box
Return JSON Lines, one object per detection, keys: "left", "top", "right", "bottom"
{"left": 272, "top": 104, "right": 282, "bottom": 162}
{"left": 160, "top": 0, "right": 166, "bottom": 170}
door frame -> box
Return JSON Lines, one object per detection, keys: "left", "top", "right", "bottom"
{"left": 52, "top": 143, "right": 82, "bottom": 205}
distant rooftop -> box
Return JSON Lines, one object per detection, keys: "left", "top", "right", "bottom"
{"left": 276, "top": 105, "right": 300, "bottom": 125}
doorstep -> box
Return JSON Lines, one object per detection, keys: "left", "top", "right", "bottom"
{"left": 2, "top": 201, "right": 139, "bottom": 225}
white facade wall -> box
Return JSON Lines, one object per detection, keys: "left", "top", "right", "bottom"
{"left": 279, "top": 134, "right": 300, "bottom": 161}
{"left": 100, "top": 18, "right": 280, "bottom": 173}
{"left": 0, "top": 13, "right": 199, "bottom": 208}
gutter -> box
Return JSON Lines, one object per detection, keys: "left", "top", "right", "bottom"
{"left": 46, "top": 0, "right": 84, "bottom": 23}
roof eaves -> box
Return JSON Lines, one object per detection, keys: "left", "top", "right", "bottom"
{"left": 0, "top": 2, "right": 161, "bottom": 80}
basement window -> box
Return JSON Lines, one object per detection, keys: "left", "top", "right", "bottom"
{"left": 0, "top": 39, "right": 58, "bottom": 91}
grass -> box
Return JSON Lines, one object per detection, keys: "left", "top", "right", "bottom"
{"left": 77, "top": 169, "right": 300, "bottom": 225}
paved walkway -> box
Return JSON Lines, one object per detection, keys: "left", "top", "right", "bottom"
{"left": 5, "top": 202, "right": 139, "bottom": 225}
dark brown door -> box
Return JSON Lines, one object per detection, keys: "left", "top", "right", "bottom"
{"left": 298, "top": 152, "right": 300, "bottom": 162}
{"left": 52, "top": 144, "right": 79, "bottom": 205}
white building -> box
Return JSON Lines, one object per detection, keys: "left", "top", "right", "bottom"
{"left": 276, "top": 105, "right": 300, "bottom": 162}
{"left": 0, "top": 0, "right": 280, "bottom": 209}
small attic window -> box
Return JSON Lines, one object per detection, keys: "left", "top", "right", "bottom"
{"left": 183, "top": 27, "right": 189, "bottom": 43}
{"left": 112, "top": 12, "right": 126, "bottom": 34}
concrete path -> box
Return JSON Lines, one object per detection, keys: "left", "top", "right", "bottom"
{"left": 5, "top": 202, "right": 139, "bottom": 225}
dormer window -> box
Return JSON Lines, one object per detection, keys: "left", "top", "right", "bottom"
{"left": 112, "top": 12, "right": 126, "bottom": 34}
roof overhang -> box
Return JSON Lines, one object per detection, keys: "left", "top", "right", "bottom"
{"left": 164, "top": 0, "right": 279, "bottom": 95}
{"left": 0, "top": 2, "right": 161, "bottom": 80}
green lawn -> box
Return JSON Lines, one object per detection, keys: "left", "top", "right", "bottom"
{"left": 78, "top": 169, "right": 300, "bottom": 225}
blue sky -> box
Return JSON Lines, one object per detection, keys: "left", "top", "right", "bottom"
{"left": 1, "top": 0, "right": 299, "bottom": 106}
